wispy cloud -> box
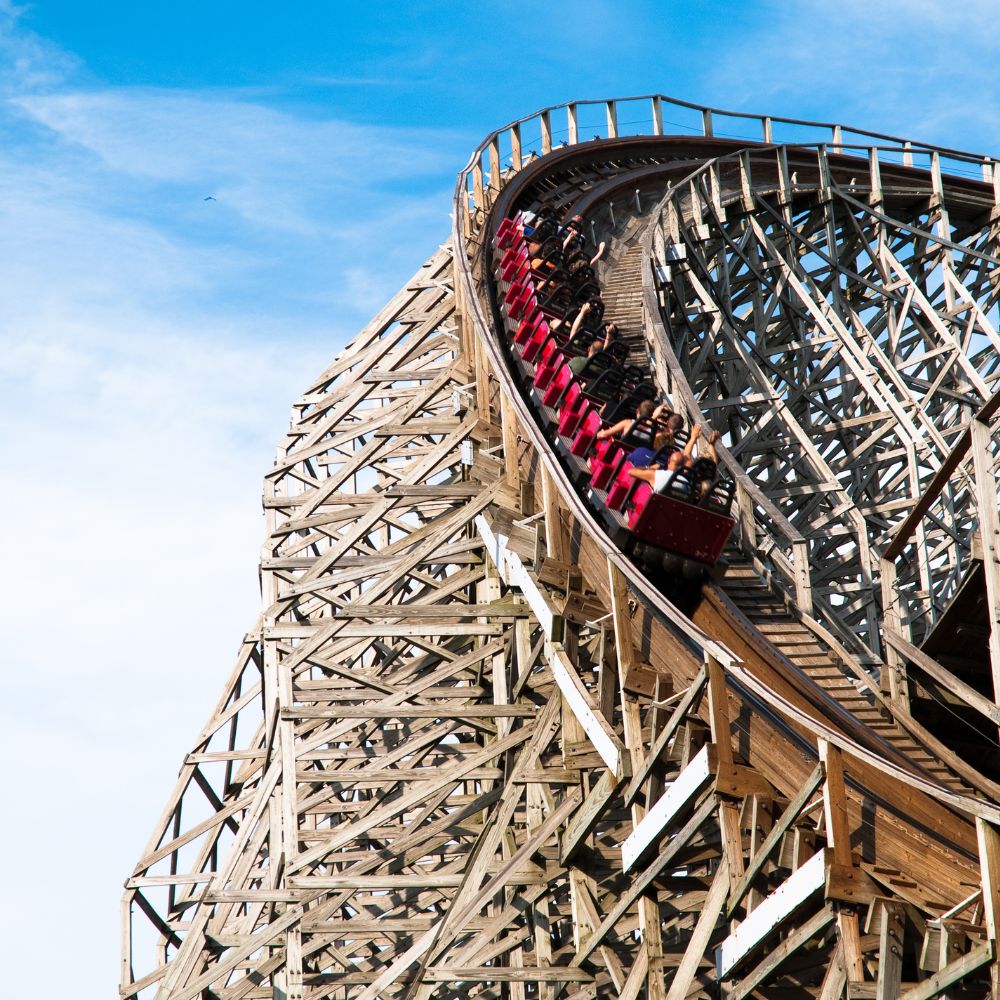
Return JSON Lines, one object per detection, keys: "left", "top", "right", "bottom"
{"left": 699, "top": 0, "right": 1000, "bottom": 154}
{"left": 0, "top": 9, "right": 468, "bottom": 997}
{"left": 0, "top": 0, "right": 78, "bottom": 88}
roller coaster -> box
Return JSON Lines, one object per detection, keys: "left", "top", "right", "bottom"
{"left": 121, "top": 96, "right": 1000, "bottom": 999}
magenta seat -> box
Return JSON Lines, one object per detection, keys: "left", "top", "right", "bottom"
{"left": 557, "top": 389, "right": 588, "bottom": 437}
{"left": 504, "top": 279, "right": 529, "bottom": 305}
{"left": 497, "top": 218, "right": 519, "bottom": 248}
{"left": 570, "top": 410, "right": 602, "bottom": 456}
{"left": 521, "top": 322, "right": 548, "bottom": 363}
{"left": 590, "top": 443, "right": 623, "bottom": 489}
{"left": 627, "top": 484, "right": 654, "bottom": 528}
{"left": 541, "top": 364, "right": 572, "bottom": 407}
{"left": 534, "top": 345, "right": 565, "bottom": 389}
{"left": 497, "top": 244, "right": 519, "bottom": 268}
{"left": 509, "top": 286, "right": 535, "bottom": 321}
{"left": 498, "top": 243, "right": 525, "bottom": 269}
{"left": 500, "top": 253, "right": 528, "bottom": 282}
{"left": 514, "top": 315, "right": 543, "bottom": 347}
{"left": 589, "top": 437, "right": 616, "bottom": 469}
{"left": 606, "top": 462, "right": 637, "bottom": 510}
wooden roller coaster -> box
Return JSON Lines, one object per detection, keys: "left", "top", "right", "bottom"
{"left": 121, "top": 96, "right": 1000, "bottom": 1000}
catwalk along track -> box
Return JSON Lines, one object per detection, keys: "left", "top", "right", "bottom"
{"left": 122, "top": 96, "right": 1000, "bottom": 1000}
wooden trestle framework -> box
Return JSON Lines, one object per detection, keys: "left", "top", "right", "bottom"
{"left": 122, "top": 96, "right": 1000, "bottom": 999}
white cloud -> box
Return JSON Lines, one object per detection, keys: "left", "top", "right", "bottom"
{"left": 702, "top": 0, "right": 1000, "bottom": 154}
{"left": 11, "top": 89, "right": 463, "bottom": 235}
{"left": 0, "top": 0, "right": 79, "bottom": 89}
{"left": 0, "top": 11, "right": 465, "bottom": 999}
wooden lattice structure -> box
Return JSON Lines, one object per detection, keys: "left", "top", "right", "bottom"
{"left": 122, "top": 96, "right": 1000, "bottom": 1000}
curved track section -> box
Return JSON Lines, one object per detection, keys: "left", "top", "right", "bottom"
{"left": 122, "top": 97, "right": 1000, "bottom": 1000}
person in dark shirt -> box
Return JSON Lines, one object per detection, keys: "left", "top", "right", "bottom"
{"left": 597, "top": 400, "right": 656, "bottom": 442}
{"left": 569, "top": 341, "right": 601, "bottom": 375}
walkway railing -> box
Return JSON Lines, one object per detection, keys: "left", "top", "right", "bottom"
{"left": 456, "top": 93, "right": 1000, "bottom": 240}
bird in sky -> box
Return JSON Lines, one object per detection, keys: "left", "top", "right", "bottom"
{"left": 203, "top": 195, "right": 216, "bottom": 202}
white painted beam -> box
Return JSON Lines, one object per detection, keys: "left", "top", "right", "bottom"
{"left": 621, "top": 745, "right": 712, "bottom": 872}
{"left": 716, "top": 850, "right": 826, "bottom": 978}
{"left": 545, "top": 640, "right": 626, "bottom": 777}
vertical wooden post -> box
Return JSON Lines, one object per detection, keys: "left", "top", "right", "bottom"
{"left": 472, "top": 160, "right": 485, "bottom": 214}
{"left": 776, "top": 146, "right": 793, "bottom": 223}
{"left": 871, "top": 900, "right": 905, "bottom": 1000}
{"left": 510, "top": 124, "right": 522, "bottom": 172}
{"left": 701, "top": 108, "right": 714, "bottom": 137}
{"left": 474, "top": 335, "right": 491, "bottom": 425}
{"left": 541, "top": 110, "right": 552, "bottom": 155}
{"left": 792, "top": 539, "right": 813, "bottom": 615}
{"left": 651, "top": 96, "right": 663, "bottom": 136}
{"left": 541, "top": 464, "right": 565, "bottom": 562}
{"left": 869, "top": 146, "right": 884, "bottom": 207}
{"left": 567, "top": 104, "right": 578, "bottom": 145}
{"left": 708, "top": 655, "right": 746, "bottom": 891}
{"left": 747, "top": 795, "right": 773, "bottom": 914}
{"left": 971, "top": 418, "right": 1000, "bottom": 735}
{"left": 976, "top": 817, "right": 1000, "bottom": 998}
{"left": 606, "top": 100, "right": 619, "bottom": 139}
{"left": 738, "top": 150, "right": 755, "bottom": 212}
{"left": 820, "top": 740, "right": 864, "bottom": 983}
{"left": 608, "top": 561, "right": 638, "bottom": 692}
{"left": 499, "top": 390, "right": 520, "bottom": 492}
{"left": 119, "top": 896, "right": 132, "bottom": 994}
{"left": 488, "top": 137, "right": 501, "bottom": 198}
{"left": 598, "top": 632, "right": 618, "bottom": 720}
{"left": 284, "top": 927, "right": 304, "bottom": 1000}
{"left": 817, "top": 144, "right": 832, "bottom": 201}
{"left": 880, "top": 555, "right": 910, "bottom": 710}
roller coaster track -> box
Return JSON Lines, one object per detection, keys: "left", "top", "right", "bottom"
{"left": 121, "top": 96, "right": 1000, "bottom": 999}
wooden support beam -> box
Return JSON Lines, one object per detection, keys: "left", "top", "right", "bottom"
{"left": 728, "top": 906, "right": 835, "bottom": 1000}
{"left": 727, "top": 763, "right": 824, "bottom": 918}
{"left": 898, "top": 941, "right": 993, "bottom": 1000}
{"left": 545, "top": 639, "right": 627, "bottom": 777}
{"left": 819, "top": 941, "right": 848, "bottom": 1000}
{"left": 560, "top": 768, "right": 623, "bottom": 864}
{"left": 884, "top": 628, "right": 1000, "bottom": 730}
{"left": 665, "top": 857, "right": 730, "bottom": 1000}
{"left": 572, "top": 797, "right": 716, "bottom": 968}
{"left": 977, "top": 817, "right": 1000, "bottom": 998}
{"left": 971, "top": 417, "right": 1000, "bottom": 737}
{"left": 821, "top": 740, "right": 865, "bottom": 983}
{"left": 867, "top": 898, "right": 905, "bottom": 1000}
{"left": 624, "top": 667, "right": 706, "bottom": 807}
{"left": 883, "top": 385, "right": 1000, "bottom": 561}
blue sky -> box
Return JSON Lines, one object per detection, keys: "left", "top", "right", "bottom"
{"left": 0, "top": 1, "right": 997, "bottom": 996}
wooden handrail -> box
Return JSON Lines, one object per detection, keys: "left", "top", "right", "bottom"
{"left": 455, "top": 94, "right": 1000, "bottom": 224}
